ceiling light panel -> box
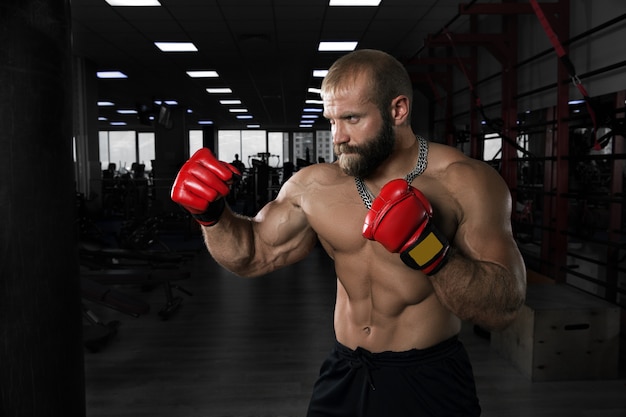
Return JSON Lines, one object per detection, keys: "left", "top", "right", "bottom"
{"left": 207, "top": 88, "right": 233, "bottom": 94}
{"left": 105, "top": 0, "right": 161, "bottom": 6}
{"left": 154, "top": 100, "right": 178, "bottom": 106}
{"left": 97, "top": 71, "right": 127, "bottom": 79}
{"left": 154, "top": 42, "right": 198, "bottom": 52}
{"left": 329, "top": 0, "right": 381, "bottom": 5}
{"left": 318, "top": 41, "right": 358, "bottom": 51}
{"left": 187, "top": 70, "right": 219, "bottom": 78}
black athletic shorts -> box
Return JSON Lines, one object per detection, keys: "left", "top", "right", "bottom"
{"left": 306, "top": 336, "right": 481, "bottom": 417}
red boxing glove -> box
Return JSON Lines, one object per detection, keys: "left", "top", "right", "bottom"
{"left": 170, "top": 148, "right": 240, "bottom": 226}
{"left": 362, "top": 179, "right": 449, "bottom": 275}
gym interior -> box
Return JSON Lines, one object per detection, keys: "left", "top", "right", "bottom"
{"left": 2, "top": 0, "right": 625, "bottom": 415}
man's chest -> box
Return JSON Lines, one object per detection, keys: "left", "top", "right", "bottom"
{"left": 299, "top": 174, "right": 460, "bottom": 254}
{"left": 302, "top": 179, "right": 369, "bottom": 253}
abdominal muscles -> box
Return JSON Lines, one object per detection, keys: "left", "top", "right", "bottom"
{"left": 332, "top": 250, "right": 460, "bottom": 352}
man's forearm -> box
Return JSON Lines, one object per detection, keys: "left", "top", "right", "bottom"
{"left": 429, "top": 248, "right": 526, "bottom": 331}
{"left": 201, "top": 208, "right": 259, "bottom": 277}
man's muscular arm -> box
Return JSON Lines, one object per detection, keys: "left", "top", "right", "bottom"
{"left": 429, "top": 161, "right": 526, "bottom": 331}
{"left": 172, "top": 148, "right": 318, "bottom": 278}
{"left": 363, "top": 159, "right": 525, "bottom": 331}
{"left": 202, "top": 182, "right": 318, "bottom": 278}
{"left": 430, "top": 246, "right": 525, "bottom": 331}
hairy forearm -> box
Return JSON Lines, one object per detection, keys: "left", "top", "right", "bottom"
{"left": 200, "top": 203, "right": 318, "bottom": 278}
{"left": 201, "top": 208, "right": 261, "bottom": 277}
{"left": 429, "top": 248, "right": 526, "bottom": 331}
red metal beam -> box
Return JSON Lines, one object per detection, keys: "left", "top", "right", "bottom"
{"left": 406, "top": 57, "right": 472, "bottom": 67}
{"left": 458, "top": 2, "right": 560, "bottom": 15}
{"left": 606, "top": 90, "right": 625, "bottom": 302}
{"left": 410, "top": 71, "right": 450, "bottom": 87}
{"left": 499, "top": 6, "right": 519, "bottom": 200}
{"left": 425, "top": 32, "right": 511, "bottom": 65}
{"left": 411, "top": 72, "right": 449, "bottom": 103}
{"left": 539, "top": 0, "right": 571, "bottom": 282}
{"left": 468, "top": 14, "right": 481, "bottom": 160}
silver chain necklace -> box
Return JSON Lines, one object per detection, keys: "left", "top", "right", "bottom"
{"left": 355, "top": 135, "right": 428, "bottom": 209}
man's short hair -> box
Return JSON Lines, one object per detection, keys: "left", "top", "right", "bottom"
{"left": 321, "top": 49, "right": 413, "bottom": 121}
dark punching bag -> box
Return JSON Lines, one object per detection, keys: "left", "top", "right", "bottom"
{"left": 0, "top": 1, "right": 85, "bottom": 416}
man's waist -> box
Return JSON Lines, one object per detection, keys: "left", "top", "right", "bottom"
{"left": 333, "top": 334, "right": 462, "bottom": 366}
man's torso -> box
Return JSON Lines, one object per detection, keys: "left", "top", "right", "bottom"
{"left": 293, "top": 157, "right": 463, "bottom": 352}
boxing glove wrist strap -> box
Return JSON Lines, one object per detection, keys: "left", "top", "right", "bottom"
{"left": 191, "top": 198, "right": 225, "bottom": 227}
{"left": 399, "top": 222, "right": 450, "bottom": 275}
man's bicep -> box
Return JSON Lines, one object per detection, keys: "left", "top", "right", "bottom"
{"left": 252, "top": 194, "right": 318, "bottom": 266}
{"left": 454, "top": 174, "right": 519, "bottom": 267}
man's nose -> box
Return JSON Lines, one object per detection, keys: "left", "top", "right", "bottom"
{"left": 332, "top": 124, "right": 348, "bottom": 145}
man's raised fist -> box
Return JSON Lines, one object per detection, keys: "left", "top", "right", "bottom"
{"left": 171, "top": 148, "right": 240, "bottom": 226}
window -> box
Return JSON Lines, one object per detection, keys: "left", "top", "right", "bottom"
{"left": 268, "top": 132, "right": 284, "bottom": 167}
{"left": 483, "top": 132, "right": 529, "bottom": 161}
{"left": 99, "top": 130, "right": 136, "bottom": 172}
{"left": 217, "top": 130, "right": 284, "bottom": 168}
{"left": 99, "top": 131, "right": 109, "bottom": 169}
{"left": 483, "top": 133, "right": 502, "bottom": 161}
{"left": 241, "top": 130, "right": 267, "bottom": 168}
{"left": 294, "top": 132, "right": 314, "bottom": 164}
{"left": 316, "top": 130, "right": 333, "bottom": 163}
{"left": 189, "top": 130, "right": 203, "bottom": 157}
{"left": 138, "top": 132, "right": 155, "bottom": 171}
{"left": 99, "top": 130, "right": 155, "bottom": 174}
{"left": 218, "top": 130, "right": 242, "bottom": 165}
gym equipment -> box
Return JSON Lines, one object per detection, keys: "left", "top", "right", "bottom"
{"left": 82, "top": 268, "right": 191, "bottom": 320}
{"left": 81, "top": 277, "right": 150, "bottom": 352}
{"left": 82, "top": 277, "right": 151, "bottom": 317}
{"left": 80, "top": 242, "right": 185, "bottom": 269}
{"left": 79, "top": 222, "right": 194, "bottom": 320}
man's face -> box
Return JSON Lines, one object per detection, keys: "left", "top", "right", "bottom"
{"left": 334, "top": 111, "right": 395, "bottom": 178}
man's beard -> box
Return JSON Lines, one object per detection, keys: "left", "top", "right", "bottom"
{"left": 334, "top": 118, "right": 395, "bottom": 178}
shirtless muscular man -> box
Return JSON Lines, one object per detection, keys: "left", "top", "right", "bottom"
{"left": 171, "top": 49, "right": 526, "bottom": 417}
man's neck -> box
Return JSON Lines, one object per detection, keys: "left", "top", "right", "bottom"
{"left": 364, "top": 133, "right": 422, "bottom": 188}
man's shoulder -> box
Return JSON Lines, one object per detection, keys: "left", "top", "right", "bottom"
{"left": 277, "top": 162, "right": 352, "bottom": 202}
{"left": 428, "top": 142, "right": 498, "bottom": 178}
{"left": 291, "top": 161, "right": 347, "bottom": 185}
{"left": 425, "top": 143, "right": 510, "bottom": 210}
{"left": 278, "top": 163, "right": 362, "bottom": 226}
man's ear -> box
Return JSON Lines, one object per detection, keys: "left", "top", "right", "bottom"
{"left": 390, "top": 95, "right": 410, "bottom": 125}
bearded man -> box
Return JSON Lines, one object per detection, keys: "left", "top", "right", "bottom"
{"left": 171, "top": 49, "right": 526, "bottom": 417}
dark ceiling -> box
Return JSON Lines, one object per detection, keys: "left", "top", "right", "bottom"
{"left": 71, "top": 0, "right": 475, "bottom": 130}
